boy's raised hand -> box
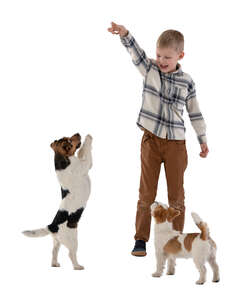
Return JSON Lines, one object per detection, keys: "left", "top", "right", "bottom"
{"left": 108, "top": 22, "right": 128, "bottom": 37}
{"left": 200, "top": 143, "right": 209, "bottom": 158}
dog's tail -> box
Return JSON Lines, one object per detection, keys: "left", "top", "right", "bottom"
{"left": 22, "top": 227, "right": 50, "bottom": 238}
{"left": 191, "top": 212, "right": 209, "bottom": 241}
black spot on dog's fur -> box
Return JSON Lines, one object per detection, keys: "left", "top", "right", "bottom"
{"left": 55, "top": 153, "right": 70, "bottom": 170}
{"left": 67, "top": 208, "right": 84, "bottom": 228}
{"left": 48, "top": 208, "right": 85, "bottom": 232}
{"left": 61, "top": 187, "right": 70, "bottom": 199}
{"left": 48, "top": 210, "right": 69, "bottom": 233}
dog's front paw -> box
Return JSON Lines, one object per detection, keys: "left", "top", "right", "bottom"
{"left": 196, "top": 280, "right": 205, "bottom": 285}
{"left": 152, "top": 272, "right": 162, "bottom": 278}
{"left": 74, "top": 265, "right": 84, "bottom": 270}
{"left": 85, "top": 134, "right": 93, "bottom": 143}
{"left": 51, "top": 263, "right": 61, "bottom": 267}
{"left": 166, "top": 270, "right": 175, "bottom": 275}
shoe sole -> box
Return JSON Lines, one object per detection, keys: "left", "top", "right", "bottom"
{"left": 131, "top": 251, "right": 147, "bottom": 257}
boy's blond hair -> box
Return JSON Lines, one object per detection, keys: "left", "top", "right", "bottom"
{"left": 157, "top": 30, "right": 184, "bottom": 53}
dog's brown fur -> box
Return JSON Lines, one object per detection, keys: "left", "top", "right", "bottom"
{"left": 153, "top": 205, "right": 180, "bottom": 224}
{"left": 184, "top": 233, "right": 199, "bottom": 251}
{"left": 164, "top": 236, "right": 181, "bottom": 254}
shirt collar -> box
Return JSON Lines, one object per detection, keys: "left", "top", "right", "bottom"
{"left": 173, "top": 63, "right": 183, "bottom": 75}
{"left": 155, "top": 63, "right": 183, "bottom": 77}
{"left": 164, "top": 63, "right": 183, "bottom": 77}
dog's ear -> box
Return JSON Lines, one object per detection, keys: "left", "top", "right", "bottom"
{"left": 167, "top": 207, "right": 180, "bottom": 222}
{"left": 50, "top": 140, "right": 57, "bottom": 151}
{"left": 71, "top": 133, "right": 81, "bottom": 141}
{"left": 153, "top": 205, "right": 167, "bottom": 223}
{"left": 71, "top": 133, "right": 81, "bottom": 149}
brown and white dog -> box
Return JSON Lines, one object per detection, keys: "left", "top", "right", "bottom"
{"left": 23, "top": 133, "right": 92, "bottom": 270}
{"left": 151, "top": 202, "right": 220, "bottom": 284}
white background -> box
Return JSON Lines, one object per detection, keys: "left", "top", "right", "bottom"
{"left": 0, "top": 0, "right": 246, "bottom": 299}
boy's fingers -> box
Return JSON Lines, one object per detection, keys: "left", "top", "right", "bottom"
{"left": 199, "top": 149, "right": 208, "bottom": 158}
{"left": 108, "top": 27, "right": 119, "bottom": 33}
{"left": 108, "top": 27, "right": 118, "bottom": 35}
{"left": 111, "top": 22, "right": 118, "bottom": 30}
{"left": 199, "top": 144, "right": 208, "bottom": 157}
{"left": 200, "top": 152, "right": 206, "bottom": 158}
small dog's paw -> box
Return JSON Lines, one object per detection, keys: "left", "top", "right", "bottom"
{"left": 196, "top": 280, "right": 205, "bottom": 285}
{"left": 152, "top": 272, "right": 162, "bottom": 278}
{"left": 74, "top": 265, "right": 84, "bottom": 270}
{"left": 51, "top": 263, "right": 60, "bottom": 267}
{"left": 85, "top": 135, "right": 93, "bottom": 142}
{"left": 166, "top": 270, "right": 175, "bottom": 275}
{"left": 212, "top": 278, "right": 220, "bottom": 283}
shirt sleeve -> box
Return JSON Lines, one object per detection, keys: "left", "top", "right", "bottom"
{"left": 185, "top": 80, "right": 207, "bottom": 144}
{"left": 120, "top": 31, "right": 152, "bottom": 77}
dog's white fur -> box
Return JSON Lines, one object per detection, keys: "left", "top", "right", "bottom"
{"left": 151, "top": 202, "right": 220, "bottom": 284}
{"left": 23, "top": 135, "right": 92, "bottom": 270}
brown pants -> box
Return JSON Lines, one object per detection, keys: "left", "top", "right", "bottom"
{"left": 134, "top": 129, "right": 188, "bottom": 242}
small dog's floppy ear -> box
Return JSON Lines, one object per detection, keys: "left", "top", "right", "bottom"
{"left": 71, "top": 133, "right": 81, "bottom": 149}
{"left": 167, "top": 207, "right": 180, "bottom": 222}
{"left": 71, "top": 133, "right": 81, "bottom": 141}
{"left": 153, "top": 205, "right": 167, "bottom": 223}
{"left": 50, "top": 140, "right": 57, "bottom": 151}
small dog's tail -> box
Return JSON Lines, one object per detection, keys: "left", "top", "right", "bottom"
{"left": 22, "top": 227, "right": 50, "bottom": 238}
{"left": 191, "top": 212, "right": 209, "bottom": 241}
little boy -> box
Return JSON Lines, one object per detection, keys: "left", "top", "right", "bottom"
{"left": 108, "top": 22, "right": 209, "bottom": 256}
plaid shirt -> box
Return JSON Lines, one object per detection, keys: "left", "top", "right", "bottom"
{"left": 120, "top": 32, "right": 207, "bottom": 144}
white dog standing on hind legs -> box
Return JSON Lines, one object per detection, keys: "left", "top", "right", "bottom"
{"left": 151, "top": 202, "right": 220, "bottom": 284}
{"left": 23, "top": 133, "right": 92, "bottom": 270}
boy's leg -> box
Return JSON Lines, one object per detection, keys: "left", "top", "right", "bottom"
{"left": 163, "top": 140, "right": 188, "bottom": 233}
{"left": 134, "top": 131, "right": 162, "bottom": 242}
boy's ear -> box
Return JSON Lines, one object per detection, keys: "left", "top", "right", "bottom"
{"left": 179, "top": 51, "right": 184, "bottom": 60}
{"left": 167, "top": 207, "right": 180, "bottom": 222}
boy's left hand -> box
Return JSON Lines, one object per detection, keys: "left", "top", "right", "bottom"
{"left": 200, "top": 143, "right": 209, "bottom": 158}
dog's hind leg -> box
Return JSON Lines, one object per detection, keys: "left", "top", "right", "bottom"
{"left": 66, "top": 230, "right": 84, "bottom": 270}
{"left": 166, "top": 257, "right": 176, "bottom": 275}
{"left": 68, "top": 248, "right": 84, "bottom": 270}
{"left": 208, "top": 255, "right": 220, "bottom": 282}
{"left": 51, "top": 238, "right": 61, "bottom": 267}
{"left": 152, "top": 251, "right": 167, "bottom": 277}
{"left": 193, "top": 259, "right": 207, "bottom": 285}
{"left": 58, "top": 227, "right": 84, "bottom": 270}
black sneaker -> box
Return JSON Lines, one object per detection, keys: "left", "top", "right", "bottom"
{"left": 131, "top": 240, "right": 146, "bottom": 256}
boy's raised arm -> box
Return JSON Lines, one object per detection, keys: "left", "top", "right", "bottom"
{"left": 108, "top": 22, "right": 152, "bottom": 77}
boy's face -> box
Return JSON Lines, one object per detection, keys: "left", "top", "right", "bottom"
{"left": 156, "top": 47, "right": 184, "bottom": 73}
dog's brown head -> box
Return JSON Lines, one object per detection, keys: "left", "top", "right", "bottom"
{"left": 50, "top": 133, "right": 81, "bottom": 157}
{"left": 151, "top": 202, "right": 180, "bottom": 224}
